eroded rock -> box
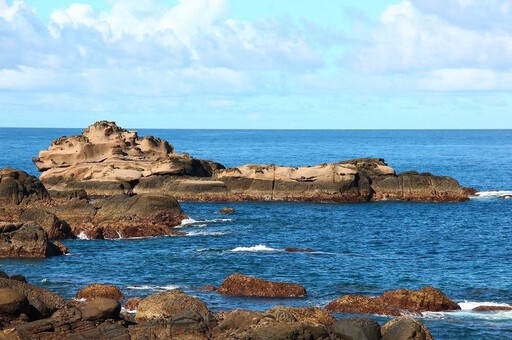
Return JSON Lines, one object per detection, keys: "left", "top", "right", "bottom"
{"left": 218, "top": 274, "right": 306, "bottom": 298}
{"left": 76, "top": 283, "right": 125, "bottom": 301}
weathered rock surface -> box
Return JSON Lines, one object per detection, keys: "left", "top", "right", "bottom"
{"left": 472, "top": 305, "right": 512, "bottom": 312}
{"left": 267, "top": 306, "right": 335, "bottom": 326}
{"left": 76, "top": 283, "right": 125, "bottom": 301}
{"left": 219, "top": 207, "right": 235, "bottom": 214}
{"left": 218, "top": 274, "right": 306, "bottom": 298}
{"left": 0, "top": 222, "right": 67, "bottom": 258}
{"left": 0, "top": 277, "right": 66, "bottom": 319}
{"left": 123, "top": 298, "right": 142, "bottom": 311}
{"left": 331, "top": 317, "right": 382, "bottom": 340}
{"left": 135, "top": 290, "right": 211, "bottom": 322}
{"left": 326, "top": 286, "right": 459, "bottom": 316}
{"left": 381, "top": 317, "right": 433, "bottom": 340}
{"left": 34, "top": 121, "right": 475, "bottom": 203}
{"left": 19, "top": 208, "right": 73, "bottom": 239}
{"left": 0, "top": 168, "right": 49, "bottom": 205}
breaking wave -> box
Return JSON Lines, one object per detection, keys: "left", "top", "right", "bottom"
{"left": 470, "top": 191, "right": 512, "bottom": 200}
{"left": 230, "top": 244, "right": 281, "bottom": 252}
{"left": 185, "top": 231, "right": 231, "bottom": 237}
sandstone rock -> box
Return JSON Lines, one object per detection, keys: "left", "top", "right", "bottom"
{"left": 325, "top": 295, "right": 401, "bottom": 316}
{"left": 0, "top": 288, "right": 29, "bottom": 315}
{"left": 219, "top": 207, "right": 235, "bottom": 214}
{"left": 80, "top": 298, "right": 121, "bottom": 321}
{"left": 284, "top": 247, "right": 315, "bottom": 253}
{"left": 381, "top": 317, "right": 433, "bottom": 340}
{"left": 0, "top": 168, "right": 49, "bottom": 205}
{"left": 135, "top": 290, "right": 211, "bottom": 322}
{"left": 123, "top": 297, "right": 142, "bottom": 311}
{"left": 0, "top": 277, "right": 66, "bottom": 318}
{"left": 330, "top": 317, "right": 382, "bottom": 340}
{"left": 472, "top": 305, "right": 512, "bottom": 312}
{"left": 218, "top": 274, "right": 306, "bottom": 298}
{"left": 267, "top": 306, "right": 335, "bottom": 326}
{"left": 19, "top": 208, "right": 73, "bottom": 239}
{"left": 33, "top": 122, "right": 474, "bottom": 203}
{"left": 201, "top": 285, "right": 217, "bottom": 291}
{"left": 0, "top": 222, "right": 66, "bottom": 258}
{"left": 380, "top": 286, "right": 460, "bottom": 312}
{"left": 76, "top": 283, "right": 124, "bottom": 301}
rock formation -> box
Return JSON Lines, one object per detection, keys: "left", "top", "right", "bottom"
{"left": 217, "top": 273, "right": 306, "bottom": 298}
{"left": 75, "top": 283, "right": 125, "bottom": 301}
{"left": 33, "top": 121, "right": 475, "bottom": 202}
{"left": 326, "top": 286, "right": 460, "bottom": 316}
{"left": 0, "top": 223, "right": 68, "bottom": 258}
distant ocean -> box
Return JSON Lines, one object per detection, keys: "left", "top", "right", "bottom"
{"left": 1, "top": 128, "right": 511, "bottom": 339}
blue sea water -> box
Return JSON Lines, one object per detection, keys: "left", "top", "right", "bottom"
{"left": 1, "top": 128, "right": 512, "bottom": 339}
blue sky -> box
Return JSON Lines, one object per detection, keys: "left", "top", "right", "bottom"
{"left": 1, "top": 0, "right": 511, "bottom": 128}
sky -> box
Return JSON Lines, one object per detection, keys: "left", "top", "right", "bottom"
{"left": 0, "top": 0, "right": 511, "bottom": 129}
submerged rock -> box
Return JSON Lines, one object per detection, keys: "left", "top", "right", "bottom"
{"left": 201, "top": 285, "right": 217, "bottom": 291}
{"left": 34, "top": 121, "right": 475, "bottom": 203}
{"left": 218, "top": 273, "right": 306, "bottom": 298}
{"left": 75, "top": 283, "right": 125, "bottom": 301}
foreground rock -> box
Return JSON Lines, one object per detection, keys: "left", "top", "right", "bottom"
{"left": 326, "top": 286, "right": 459, "bottom": 316}
{"left": 267, "top": 306, "right": 335, "bottom": 326}
{"left": 76, "top": 283, "right": 125, "bottom": 301}
{"left": 331, "top": 317, "right": 381, "bottom": 340}
{"left": 381, "top": 317, "right": 433, "bottom": 340}
{"left": 0, "top": 222, "right": 67, "bottom": 258}
{"left": 34, "top": 121, "right": 475, "bottom": 202}
{"left": 218, "top": 274, "right": 306, "bottom": 298}
{"left": 0, "top": 168, "right": 188, "bottom": 240}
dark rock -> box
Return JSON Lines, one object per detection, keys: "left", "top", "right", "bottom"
{"left": 9, "top": 274, "right": 27, "bottom": 283}
{"left": 218, "top": 273, "right": 306, "bottom": 298}
{"left": 80, "top": 298, "right": 121, "bottom": 321}
{"left": 472, "top": 305, "right": 512, "bottom": 312}
{"left": 0, "top": 277, "right": 66, "bottom": 319}
{"left": 0, "top": 288, "right": 29, "bottom": 315}
{"left": 201, "top": 285, "right": 217, "bottom": 291}
{"left": 0, "top": 222, "right": 66, "bottom": 258}
{"left": 0, "top": 168, "right": 49, "bottom": 205}
{"left": 51, "top": 241, "right": 69, "bottom": 255}
{"left": 0, "top": 271, "right": 8, "bottom": 279}
{"left": 284, "top": 247, "right": 315, "bottom": 252}
{"left": 20, "top": 208, "right": 73, "bottom": 239}
{"left": 76, "top": 283, "right": 124, "bottom": 301}
{"left": 381, "top": 317, "right": 432, "bottom": 340}
{"left": 135, "top": 290, "right": 211, "bottom": 322}
{"left": 267, "top": 306, "right": 335, "bottom": 326}
{"left": 331, "top": 317, "right": 381, "bottom": 340}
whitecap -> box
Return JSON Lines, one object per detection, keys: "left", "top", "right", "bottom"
{"left": 459, "top": 301, "right": 512, "bottom": 310}
{"left": 41, "top": 278, "right": 47, "bottom": 283}
{"left": 126, "top": 285, "right": 179, "bottom": 291}
{"left": 230, "top": 244, "right": 281, "bottom": 252}
{"left": 77, "top": 231, "right": 89, "bottom": 240}
{"left": 185, "top": 231, "right": 231, "bottom": 236}
{"left": 470, "top": 190, "right": 512, "bottom": 200}
{"left": 179, "top": 218, "right": 198, "bottom": 226}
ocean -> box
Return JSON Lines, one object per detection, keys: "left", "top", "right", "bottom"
{"left": 1, "top": 128, "right": 511, "bottom": 339}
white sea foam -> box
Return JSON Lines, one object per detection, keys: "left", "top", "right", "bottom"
{"left": 116, "top": 231, "right": 123, "bottom": 239}
{"left": 77, "top": 231, "right": 89, "bottom": 240}
{"left": 186, "top": 231, "right": 231, "bottom": 236}
{"left": 459, "top": 301, "right": 512, "bottom": 310}
{"left": 470, "top": 190, "right": 512, "bottom": 200}
{"left": 180, "top": 218, "right": 198, "bottom": 226}
{"left": 126, "top": 285, "right": 179, "bottom": 291}
{"left": 421, "top": 301, "right": 512, "bottom": 321}
{"left": 176, "top": 217, "right": 233, "bottom": 229}
{"left": 230, "top": 244, "right": 281, "bottom": 252}
{"left": 41, "top": 278, "right": 47, "bottom": 283}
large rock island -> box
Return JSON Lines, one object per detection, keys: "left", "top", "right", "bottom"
{"left": 33, "top": 121, "right": 475, "bottom": 202}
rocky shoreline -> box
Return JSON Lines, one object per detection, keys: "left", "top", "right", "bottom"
{"left": 33, "top": 121, "right": 476, "bottom": 203}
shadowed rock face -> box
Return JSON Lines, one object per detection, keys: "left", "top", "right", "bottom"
{"left": 0, "top": 223, "right": 67, "bottom": 258}
{"left": 34, "top": 121, "right": 475, "bottom": 202}
{"left": 218, "top": 273, "right": 306, "bottom": 298}
{"left": 0, "top": 168, "right": 49, "bottom": 205}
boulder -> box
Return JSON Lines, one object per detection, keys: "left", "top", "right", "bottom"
{"left": 19, "top": 208, "right": 73, "bottom": 239}
{"left": 135, "top": 290, "right": 211, "bottom": 322}
{"left": 325, "top": 295, "right": 401, "bottom": 316}
{"left": 76, "top": 283, "right": 124, "bottom": 301}
{"left": 331, "top": 317, "right": 382, "bottom": 340}
{"left": 123, "top": 297, "right": 142, "bottom": 311}
{"left": 218, "top": 274, "right": 306, "bottom": 298}
{"left": 472, "top": 305, "right": 512, "bottom": 312}
{"left": 0, "top": 277, "right": 66, "bottom": 318}
{"left": 201, "top": 285, "right": 217, "bottom": 291}
{"left": 381, "top": 317, "right": 433, "bottom": 340}
{"left": 219, "top": 207, "right": 235, "bottom": 214}
{"left": 267, "top": 306, "right": 335, "bottom": 326}
{"left": 0, "top": 168, "right": 49, "bottom": 205}
{"left": 380, "top": 286, "right": 460, "bottom": 312}
{"left": 0, "top": 222, "right": 67, "bottom": 258}
{"left": 80, "top": 298, "right": 121, "bottom": 321}
{"left": 0, "top": 288, "right": 29, "bottom": 315}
